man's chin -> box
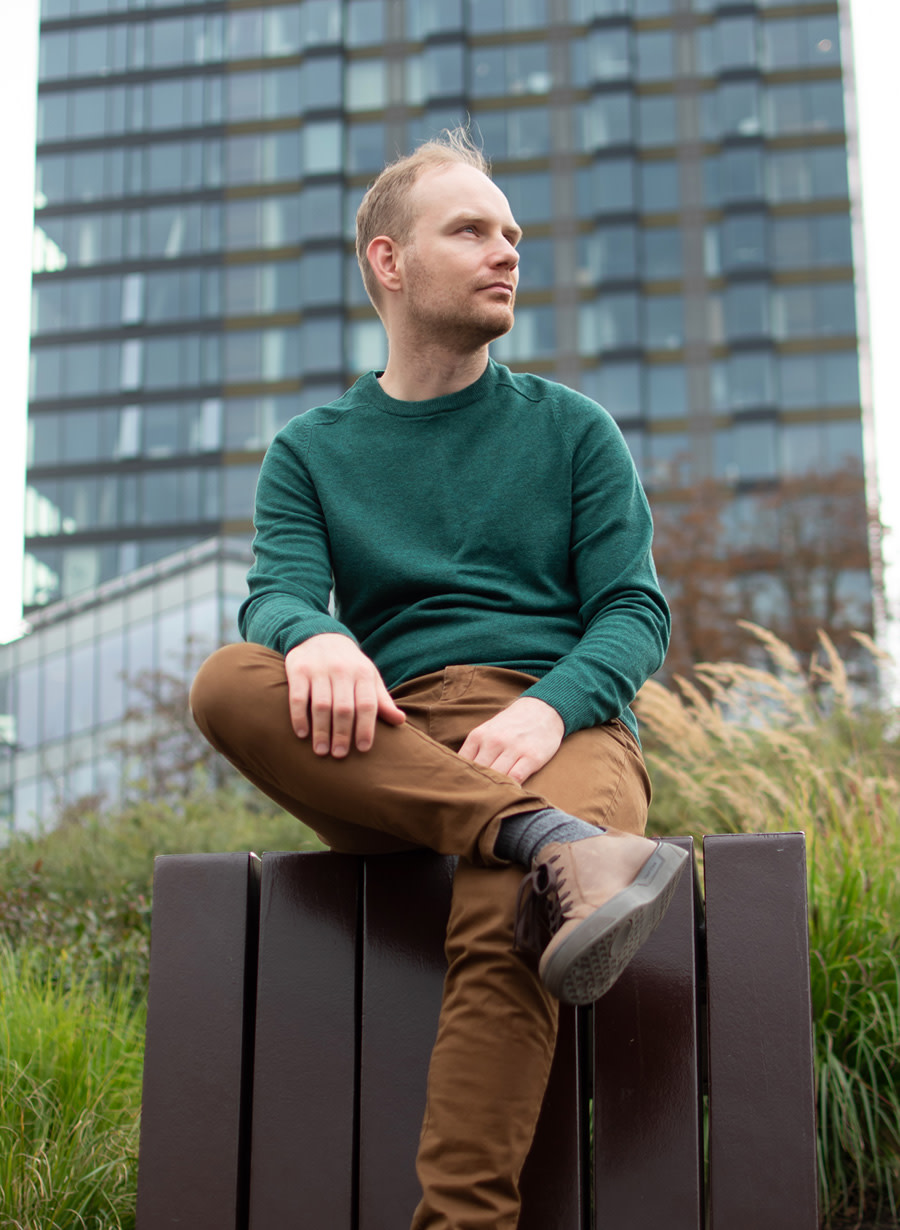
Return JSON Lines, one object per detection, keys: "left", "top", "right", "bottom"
{"left": 478, "top": 306, "right": 515, "bottom": 343}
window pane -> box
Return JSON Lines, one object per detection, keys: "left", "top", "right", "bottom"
{"left": 346, "top": 60, "right": 387, "bottom": 112}
{"left": 636, "top": 31, "right": 674, "bottom": 81}
{"left": 717, "top": 81, "right": 761, "bottom": 138}
{"left": 576, "top": 28, "right": 630, "bottom": 84}
{"left": 724, "top": 282, "right": 769, "bottom": 340}
{"left": 425, "top": 43, "right": 465, "bottom": 99}
{"left": 728, "top": 351, "right": 775, "bottom": 410}
{"left": 721, "top": 213, "right": 767, "bottom": 272}
{"left": 578, "top": 362, "right": 642, "bottom": 420}
{"left": 720, "top": 147, "right": 764, "bottom": 203}
{"left": 642, "top": 228, "right": 682, "bottom": 280}
{"left": 516, "top": 238, "right": 554, "bottom": 291}
{"left": 716, "top": 17, "right": 757, "bottom": 70}
{"left": 638, "top": 95, "right": 677, "bottom": 147}
{"left": 576, "top": 159, "right": 636, "bottom": 215}
{"left": 647, "top": 365, "right": 687, "bottom": 419}
{"left": 347, "top": 0, "right": 385, "bottom": 46}
{"left": 581, "top": 94, "right": 633, "bottom": 150}
{"left": 640, "top": 162, "right": 679, "bottom": 213}
{"left": 578, "top": 295, "right": 640, "bottom": 353}
{"left": 578, "top": 227, "right": 638, "bottom": 283}
{"left": 494, "top": 172, "right": 552, "bottom": 224}
{"left": 645, "top": 296, "right": 683, "bottom": 349}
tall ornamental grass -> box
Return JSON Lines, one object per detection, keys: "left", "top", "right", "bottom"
{"left": 0, "top": 944, "right": 145, "bottom": 1230}
{"left": 637, "top": 626, "right": 900, "bottom": 1226}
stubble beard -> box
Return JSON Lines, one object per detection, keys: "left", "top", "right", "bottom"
{"left": 406, "top": 265, "right": 515, "bottom": 354}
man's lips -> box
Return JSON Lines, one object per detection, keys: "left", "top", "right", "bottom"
{"left": 480, "top": 283, "right": 515, "bottom": 295}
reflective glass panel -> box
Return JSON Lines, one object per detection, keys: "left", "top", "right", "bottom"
{"left": 645, "top": 296, "right": 683, "bottom": 350}
{"left": 720, "top": 147, "right": 764, "bottom": 204}
{"left": 638, "top": 95, "right": 677, "bottom": 147}
{"left": 577, "top": 226, "right": 639, "bottom": 284}
{"left": 516, "top": 238, "right": 554, "bottom": 291}
{"left": 578, "top": 294, "right": 640, "bottom": 353}
{"left": 346, "top": 0, "right": 385, "bottom": 46}
{"left": 716, "top": 16, "right": 757, "bottom": 69}
{"left": 647, "top": 365, "right": 687, "bottom": 419}
{"left": 346, "top": 60, "right": 387, "bottom": 112}
{"left": 577, "top": 362, "right": 641, "bottom": 420}
{"left": 728, "top": 351, "right": 775, "bottom": 410}
{"left": 574, "top": 28, "right": 630, "bottom": 85}
{"left": 721, "top": 214, "right": 767, "bottom": 272}
{"left": 576, "top": 159, "right": 636, "bottom": 215}
{"left": 642, "top": 228, "right": 682, "bottom": 280}
{"left": 636, "top": 31, "right": 674, "bottom": 81}
{"left": 581, "top": 94, "right": 633, "bottom": 150}
{"left": 640, "top": 162, "right": 679, "bottom": 213}
{"left": 724, "top": 282, "right": 769, "bottom": 339}
{"left": 762, "top": 15, "right": 841, "bottom": 70}
{"left": 494, "top": 172, "right": 552, "bottom": 224}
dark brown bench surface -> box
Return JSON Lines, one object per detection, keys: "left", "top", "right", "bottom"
{"left": 137, "top": 834, "right": 817, "bottom": 1230}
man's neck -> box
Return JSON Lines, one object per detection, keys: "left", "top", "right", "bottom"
{"left": 376, "top": 346, "right": 490, "bottom": 402}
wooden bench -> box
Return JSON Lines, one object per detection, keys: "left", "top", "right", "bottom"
{"left": 136, "top": 834, "right": 819, "bottom": 1229}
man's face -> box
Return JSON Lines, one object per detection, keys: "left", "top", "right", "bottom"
{"left": 397, "top": 163, "right": 522, "bottom": 351}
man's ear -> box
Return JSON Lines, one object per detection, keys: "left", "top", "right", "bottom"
{"left": 367, "top": 235, "right": 403, "bottom": 295}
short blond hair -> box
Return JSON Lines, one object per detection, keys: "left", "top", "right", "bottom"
{"left": 355, "top": 127, "right": 491, "bottom": 308}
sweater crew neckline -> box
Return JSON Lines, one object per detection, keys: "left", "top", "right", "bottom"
{"left": 362, "top": 358, "right": 499, "bottom": 418}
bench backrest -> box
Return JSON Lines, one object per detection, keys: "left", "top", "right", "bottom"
{"left": 136, "top": 834, "right": 818, "bottom": 1229}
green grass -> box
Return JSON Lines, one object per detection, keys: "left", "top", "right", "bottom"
{"left": 808, "top": 817, "right": 900, "bottom": 1224}
{"left": 0, "top": 945, "right": 145, "bottom": 1230}
{"left": 638, "top": 626, "right": 900, "bottom": 1225}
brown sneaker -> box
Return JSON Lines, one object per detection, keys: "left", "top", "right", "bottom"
{"left": 519, "top": 830, "right": 689, "bottom": 1006}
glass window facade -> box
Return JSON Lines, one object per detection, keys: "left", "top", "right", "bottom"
{"left": 1, "top": 539, "right": 250, "bottom": 832}
{"left": 23, "top": 0, "right": 872, "bottom": 716}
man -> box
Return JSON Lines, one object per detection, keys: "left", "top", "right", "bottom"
{"left": 191, "top": 128, "right": 686, "bottom": 1230}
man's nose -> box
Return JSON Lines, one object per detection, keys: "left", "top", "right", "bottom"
{"left": 493, "top": 237, "right": 519, "bottom": 269}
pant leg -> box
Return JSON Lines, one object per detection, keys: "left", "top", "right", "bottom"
{"left": 189, "top": 644, "right": 554, "bottom": 864}
{"left": 410, "top": 669, "right": 651, "bottom": 1230}
{"left": 192, "top": 646, "right": 651, "bottom": 1230}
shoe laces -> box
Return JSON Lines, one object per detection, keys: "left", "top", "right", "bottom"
{"left": 513, "top": 855, "right": 571, "bottom": 955}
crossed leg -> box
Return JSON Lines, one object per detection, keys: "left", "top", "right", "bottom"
{"left": 190, "top": 644, "right": 651, "bottom": 1230}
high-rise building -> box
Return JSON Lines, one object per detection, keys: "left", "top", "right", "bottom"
{"left": 6, "top": 0, "right": 876, "bottom": 829}
{"left": 27, "top": 0, "right": 873, "bottom": 602}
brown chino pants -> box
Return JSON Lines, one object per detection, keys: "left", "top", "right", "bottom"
{"left": 190, "top": 642, "right": 651, "bottom": 1230}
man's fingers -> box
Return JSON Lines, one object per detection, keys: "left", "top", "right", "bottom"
{"left": 284, "top": 636, "right": 405, "bottom": 756}
{"left": 328, "top": 675, "right": 357, "bottom": 757}
{"left": 289, "top": 673, "right": 311, "bottom": 738}
{"left": 353, "top": 679, "right": 380, "bottom": 752}
{"left": 309, "top": 676, "right": 334, "bottom": 755}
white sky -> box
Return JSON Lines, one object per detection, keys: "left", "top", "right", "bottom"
{"left": 0, "top": 0, "right": 897, "bottom": 657}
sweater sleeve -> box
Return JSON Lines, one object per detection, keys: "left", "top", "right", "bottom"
{"left": 520, "top": 409, "right": 670, "bottom": 734}
{"left": 237, "top": 425, "right": 357, "bottom": 655}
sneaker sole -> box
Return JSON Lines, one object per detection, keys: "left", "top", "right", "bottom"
{"left": 539, "top": 842, "right": 689, "bottom": 1006}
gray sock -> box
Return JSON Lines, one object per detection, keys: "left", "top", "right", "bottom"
{"left": 494, "top": 807, "right": 603, "bottom": 868}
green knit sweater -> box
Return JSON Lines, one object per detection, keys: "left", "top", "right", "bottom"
{"left": 239, "top": 359, "right": 670, "bottom": 741}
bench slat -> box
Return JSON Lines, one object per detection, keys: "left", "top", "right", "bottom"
{"left": 519, "top": 1002, "right": 586, "bottom": 1230}
{"left": 592, "top": 836, "right": 705, "bottom": 1230}
{"left": 704, "top": 832, "right": 819, "bottom": 1229}
{"left": 358, "top": 852, "right": 456, "bottom": 1229}
{"left": 137, "top": 852, "right": 260, "bottom": 1230}
{"left": 247, "top": 852, "right": 360, "bottom": 1230}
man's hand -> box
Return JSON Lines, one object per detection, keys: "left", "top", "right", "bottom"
{"left": 285, "top": 633, "right": 406, "bottom": 757}
{"left": 457, "top": 696, "right": 565, "bottom": 784}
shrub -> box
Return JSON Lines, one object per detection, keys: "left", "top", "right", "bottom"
{"left": 0, "top": 944, "right": 145, "bottom": 1230}
{"left": 0, "top": 785, "right": 322, "bottom": 1001}
{"left": 637, "top": 626, "right": 900, "bottom": 1225}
